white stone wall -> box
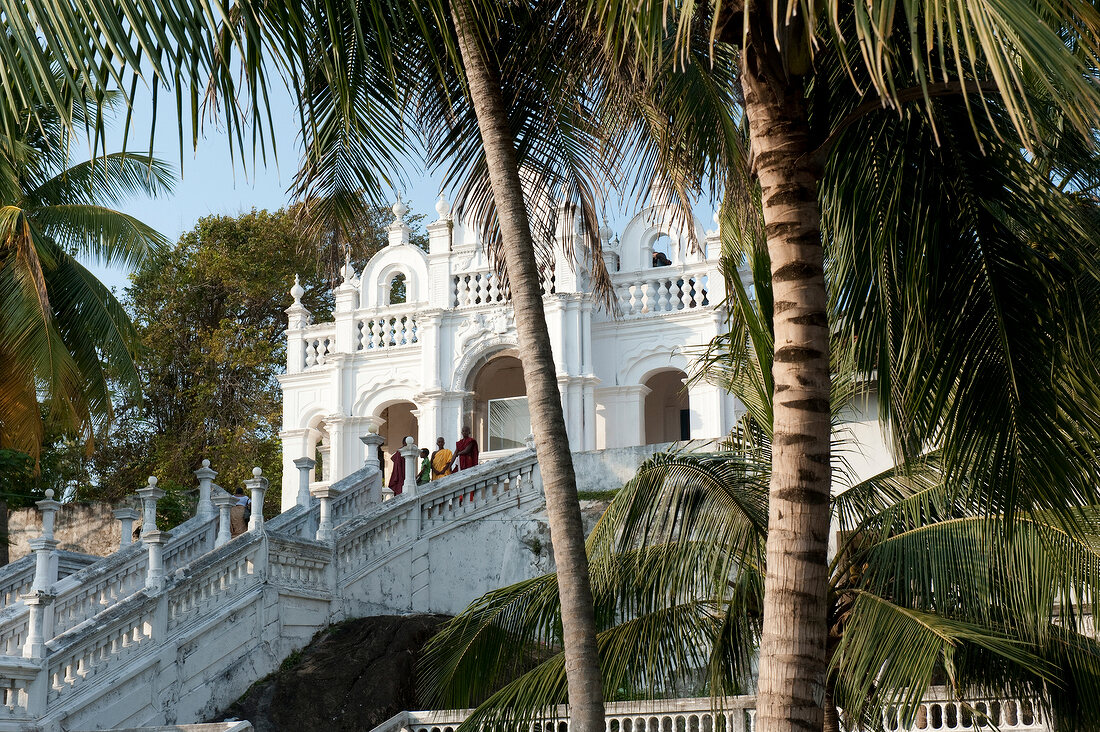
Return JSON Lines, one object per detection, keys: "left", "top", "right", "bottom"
{"left": 7, "top": 502, "right": 121, "bottom": 561}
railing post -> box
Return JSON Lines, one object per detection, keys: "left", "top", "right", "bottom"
{"left": 246, "top": 467, "right": 269, "bottom": 532}
{"left": 401, "top": 437, "right": 419, "bottom": 497}
{"left": 193, "top": 459, "right": 217, "bottom": 521}
{"left": 293, "top": 456, "right": 316, "bottom": 508}
{"left": 311, "top": 483, "right": 339, "bottom": 543}
{"left": 22, "top": 591, "right": 54, "bottom": 658}
{"left": 113, "top": 504, "right": 140, "bottom": 548}
{"left": 30, "top": 489, "right": 60, "bottom": 591}
{"left": 136, "top": 476, "right": 165, "bottom": 538}
{"left": 212, "top": 489, "right": 236, "bottom": 547}
{"left": 360, "top": 430, "right": 386, "bottom": 505}
{"left": 286, "top": 275, "right": 312, "bottom": 375}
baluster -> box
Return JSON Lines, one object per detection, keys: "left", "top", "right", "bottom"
{"left": 657, "top": 278, "right": 671, "bottom": 311}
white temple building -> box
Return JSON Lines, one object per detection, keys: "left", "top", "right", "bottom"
{"left": 277, "top": 197, "right": 744, "bottom": 510}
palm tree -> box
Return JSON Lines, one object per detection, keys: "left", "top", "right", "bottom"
{"left": 0, "top": 79, "right": 172, "bottom": 456}
{"left": 419, "top": 248, "right": 1100, "bottom": 732}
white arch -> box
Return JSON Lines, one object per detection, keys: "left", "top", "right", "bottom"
{"left": 619, "top": 344, "right": 690, "bottom": 386}
{"left": 360, "top": 245, "right": 430, "bottom": 307}
{"left": 617, "top": 205, "right": 707, "bottom": 272}
{"left": 451, "top": 336, "right": 520, "bottom": 392}
{"left": 352, "top": 382, "right": 421, "bottom": 418}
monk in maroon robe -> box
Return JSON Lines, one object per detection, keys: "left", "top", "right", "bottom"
{"left": 388, "top": 450, "right": 405, "bottom": 495}
{"left": 450, "top": 426, "right": 479, "bottom": 472}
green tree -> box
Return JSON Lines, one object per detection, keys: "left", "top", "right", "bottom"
{"left": 420, "top": 252, "right": 1100, "bottom": 732}
{"left": 90, "top": 205, "right": 425, "bottom": 517}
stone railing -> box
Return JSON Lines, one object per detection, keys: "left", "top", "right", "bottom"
{"left": 356, "top": 307, "right": 420, "bottom": 350}
{"left": 0, "top": 444, "right": 549, "bottom": 731}
{"left": 452, "top": 269, "right": 556, "bottom": 309}
{"left": 383, "top": 689, "right": 1049, "bottom": 732}
{"left": 0, "top": 552, "right": 97, "bottom": 609}
{"left": 302, "top": 324, "right": 336, "bottom": 369}
{"left": 612, "top": 264, "right": 712, "bottom": 318}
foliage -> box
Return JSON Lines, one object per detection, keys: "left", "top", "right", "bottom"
{"left": 0, "top": 60, "right": 172, "bottom": 459}
{"left": 420, "top": 246, "right": 1100, "bottom": 731}
{"left": 87, "top": 204, "right": 426, "bottom": 521}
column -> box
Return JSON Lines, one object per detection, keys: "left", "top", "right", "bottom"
{"left": 22, "top": 591, "right": 54, "bottom": 658}
{"left": 333, "top": 252, "right": 360, "bottom": 354}
{"left": 293, "top": 457, "right": 316, "bottom": 508}
{"left": 360, "top": 431, "right": 386, "bottom": 504}
{"left": 311, "top": 483, "right": 340, "bottom": 543}
{"left": 212, "top": 490, "right": 236, "bottom": 547}
{"left": 246, "top": 467, "right": 269, "bottom": 532}
{"left": 279, "top": 427, "right": 312, "bottom": 513}
{"left": 113, "top": 505, "right": 140, "bottom": 548}
{"left": 400, "top": 437, "right": 419, "bottom": 497}
{"left": 30, "top": 489, "right": 59, "bottom": 591}
{"left": 136, "top": 476, "right": 165, "bottom": 536}
{"left": 193, "top": 459, "right": 217, "bottom": 521}
{"left": 144, "top": 529, "right": 171, "bottom": 591}
{"left": 317, "top": 443, "right": 331, "bottom": 482}
{"left": 594, "top": 385, "right": 650, "bottom": 448}
{"left": 285, "top": 275, "right": 312, "bottom": 375}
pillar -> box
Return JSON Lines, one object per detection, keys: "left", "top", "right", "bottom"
{"left": 318, "top": 443, "right": 331, "bottom": 482}
{"left": 113, "top": 506, "right": 140, "bottom": 548}
{"left": 30, "top": 489, "right": 60, "bottom": 591}
{"left": 193, "top": 459, "right": 217, "bottom": 521}
{"left": 212, "top": 490, "right": 237, "bottom": 547}
{"left": 360, "top": 431, "right": 386, "bottom": 504}
{"left": 285, "top": 275, "right": 312, "bottom": 375}
{"left": 400, "top": 437, "right": 419, "bottom": 497}
{"left": 22, "top": 591, "right": 54, "bottom": 658}
{"left": 311, "top": 482, "right": 340, "bottom": 543}
{"left": 293, "top": 457, "right": 316, "bottom": 508}
{"left": 246, "top": 467, "right": 269, "bottom": 532}
{"left": 136, "top": 476, "right": 165, "bottom": 535}
{"left": 144, "top": 529, "right": 171, "bottom": 591}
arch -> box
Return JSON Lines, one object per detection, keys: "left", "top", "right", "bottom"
{"left": 644, "top": 368, "right": 690, "bottom": 444}
{"left": 617, "top": 205, "right": 707, "bottom": 272}
{"left": 377, "top": 400, "right": 420, "bottom": 486}
{"left": 618, "top": 343, "right": 690, "bottom": 386}
{"left": 451, "top": 335, "right": 520, "bottom": 392}
{"left": 352, "top": 382, "right": 420, "bottom": 419}
{"left": 468, "top": 352, "right": 528, "bottom": 451}
{"left": 359, "top": 244, "right": 429, "bottom": 308}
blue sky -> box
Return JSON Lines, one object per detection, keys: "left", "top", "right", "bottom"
{"left": 85, "top": 82, "right": 716, "bottom": 293}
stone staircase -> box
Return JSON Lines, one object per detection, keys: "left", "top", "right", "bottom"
{"left": 0, "top": 444, "right": 545, "bottom": 731}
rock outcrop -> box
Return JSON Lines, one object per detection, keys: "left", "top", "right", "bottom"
{"left": 218, "top": 615, "right": 450, "bottom": 732}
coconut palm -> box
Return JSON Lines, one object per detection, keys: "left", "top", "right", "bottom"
{"left": 419, "top": 244, "right": 1100, "bottom": 732}
{"left": 0, "top": 76, "right": 173, "bottom": 457}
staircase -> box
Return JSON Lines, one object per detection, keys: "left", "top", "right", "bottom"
{"left": 0, "top": 448, "right": 544, "bottom": 731}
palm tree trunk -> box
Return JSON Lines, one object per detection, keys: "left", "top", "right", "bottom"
{"left": 740, "top": 16, "right": 831, "bottom": 732}
{"left": 447, "top": 3, "right": 605, "bottom": 729}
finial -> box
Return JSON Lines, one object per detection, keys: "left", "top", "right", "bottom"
{"left": 148, "top": 476, "right": 158, "bottom": 488}
{"left": 44, "top": 489, "right": 54, "bottom": 500}
{"left": 367, "top": 424, "right": 379, "bottom": 434}
{"left": 392, "top": 194, "right": 408, "bottom": 222}
{"left": 202, "top": 459, "right": 211, "bottom": 468}
{"left": 600, "top": 219, "right": 613, "bottom": 245}
{"left": 404, "top": 436, "right": 415, "bottom": 446}
{"left": 340, "top": 244, "right": 355, "bottom": 283}
{"left": 252, "top": 467, "right": 263, "bottom": 478}
{"left": 291, "top": 274, "right": 305, "bottom": 303}
{"left": 435, "top": 194, "right": 451, "bottom": 219}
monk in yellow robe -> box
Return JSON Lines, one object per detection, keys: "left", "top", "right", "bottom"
{"left": 431, "top": 437, "right": 453, "bottom": 479}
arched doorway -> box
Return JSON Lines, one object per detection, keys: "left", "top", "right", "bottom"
{"left": 469, "top": 352, "right": 529, "bottom": 452}
{"left": 644, "top": 369, "right": 690, "bottom": 444}
{"left": 379, "top": 401, "right": 419, "bottom": 483}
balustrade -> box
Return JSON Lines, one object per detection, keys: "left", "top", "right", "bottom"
{"left": 451, "top": 270, "right": 556, "bottom": 309}
{"left": 166, "top": 537, "right": 262, "bottom": 632}
{"left": 884, "top": 696, "right": 1044, "bottom": 731}
{"left": 356, "top": 311, "right": 419, "bottom": 350}
{"left": 268, "top": 537, "right": 331, "bottom": 596}
{"left": 614, "top": 267, "right": 711, "bottom": 318}
{"left": 303, "top": 328, "right": 335, "bottom": 369}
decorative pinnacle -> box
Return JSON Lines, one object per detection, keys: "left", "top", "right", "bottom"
{"left": 392, "top": 194, "right": 408, "bottom": 222}
{"left": 202, "top": 459, "right": 211, "bottom": 468}
{"left": 44, "top": 489, "right": 54, "bottom": 500}
{"left": 148, "top": 476, "right": 158, "bottom": 488}
{"left": 435, "top": 194, "right": 451, "bottom": 219}
{"left": 404, "top": 436, "right": 415, "bottom": 446}
{"left": 291, "top": 274, "right": 305, "bottom": 303}
{"left": 252, "top": 467, "right": 263, "bottom": 478}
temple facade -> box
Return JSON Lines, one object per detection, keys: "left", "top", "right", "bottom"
{"left": 277, "top": 198, "right": 743, "bottom": 510}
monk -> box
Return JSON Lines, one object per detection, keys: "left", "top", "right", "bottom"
{"left": 431, "top": 437, "right": 453, "bottom": 479}
{"left": 388, "top": 449, "right": 405, "bottom": 495}
{"left": 450, "top": 426, "right": 479, "bottom": 472}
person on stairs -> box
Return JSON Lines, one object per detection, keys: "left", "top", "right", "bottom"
{"left": 417, "top": 448, "right": 432, "bottom": 485}
{"left": 450, "top": 426, "right": 479, "bottom": 473}
{"left": 431, "top": 437, "right": 453, "bottom": 479}
{"left": 388, "top": 448, "right": 405, "bottom": 496}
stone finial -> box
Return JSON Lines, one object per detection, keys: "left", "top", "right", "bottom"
{"left": 291, "top": 274, "right": 305, "bottom": 303}
{"left": 211, "top": 488, "right": 237, "bottom": 547}
{"left": 245, "top": 467, "right": 269, "bottom": 532}
{"left": 35, "top": 489, "right": 61, "bottom": 541}
{"left": 136, "top": 475, "right": 165, "bottom": 534}
{"left": 194, "top": 458, "right": 218, "bottom": 522}
{"left": 525, "top": 433, "right": 536, "bottom": 450}
{"left": 434, "top": 195, "right": 448, "bottom": 217}
{"left": 392, "top": 194, "right": 408, "bottom": 222}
